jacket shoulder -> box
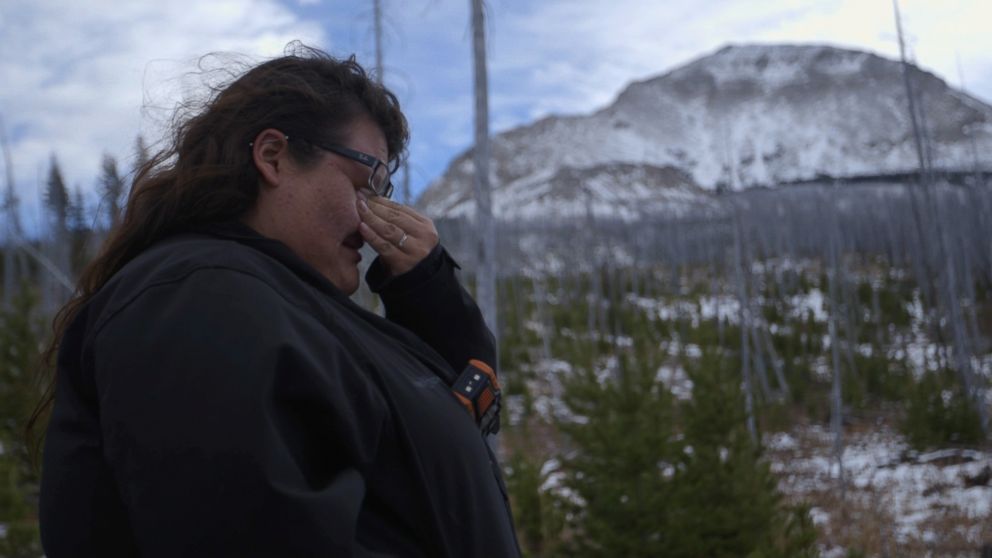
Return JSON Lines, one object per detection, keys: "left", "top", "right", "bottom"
{"left": 88, "top": 234, "right": 315, "bottom": 335}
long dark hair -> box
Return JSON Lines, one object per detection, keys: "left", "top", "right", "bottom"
{"left": 27, "top": 43, "right": 409, "bottom": 458}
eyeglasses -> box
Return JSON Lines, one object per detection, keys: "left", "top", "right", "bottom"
{"left": 310, "top": 141, "right": 394, "bottom": 199}
{"left": 249, "top": 134, "right": 394, "bottom": 199}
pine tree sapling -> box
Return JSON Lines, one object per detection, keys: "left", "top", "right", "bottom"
{"left": 44, "top": 157, "right": 69, "bottom": 232}
{"left": 0, "top": 288, "right": 45, "bottom": 556}
{"left": 557, "top": 353, "right": 679, "bottom": 558}
{"left": 100, "top": 154, "right": 126, "bottom": 228}
{"left": 671, "top": 351, "right": 818, "bottom": 557}
{"left": 504, "top": 452, "right": 565, "bottom": 557}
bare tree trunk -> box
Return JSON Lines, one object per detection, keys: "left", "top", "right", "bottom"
{"left": 470, "top": 0, "right": 500, "bottom": 456}
{"left": 894, "top": 0, "right": 987, "bottom": 437}
{"left": 838, "top": 242, "right": 860, "bottom": 387}
{"left": 939, "top": 206, "right": 988, "bottom": 433}
{"left": 732, "top": 204, "right": 758, "bottom": 444}
{"left": 871, "top": 280, "right": 886, "bottom": 348}
{"left": 750, "top": 319, "right": 773, "bottom": 399}
{"left": 534, "top": 276, "right": 552, "bottom": 361}
{"left": 826, "top": 196, "right": 846, "bottom": 497}
{"left": 761, "top": 322, "right": 790, "bottom": 400}
{"left": 373, "top": 0, "right": 384, "bottom": 81}
{"left": 401, "top": 162, "right": 411, "bottom": 205}
{"left": 470, "top": 0, "right": 497, "bottom": 342}
{"left": 584, "top": 189, "right": 602, "bottom": 349}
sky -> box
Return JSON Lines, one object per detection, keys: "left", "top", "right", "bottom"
{"left": 2, "top": 0, "right": 991, "bottom": 233}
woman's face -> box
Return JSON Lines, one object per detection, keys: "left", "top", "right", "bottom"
{"left": 252, "top": 117, "right": 388, "bottom": 294}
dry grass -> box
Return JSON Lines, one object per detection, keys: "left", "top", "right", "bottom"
{"left": 503, "top": 372, "right": 992, "bottom": 557}
{"left": 767, "top": 419, "right": 992, "bottom": 557}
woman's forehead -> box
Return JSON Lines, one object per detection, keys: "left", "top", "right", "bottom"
{"left": 344, "top": 118, "right": 388, "bottom": 161}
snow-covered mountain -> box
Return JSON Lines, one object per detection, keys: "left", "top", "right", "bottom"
{"left": 419, "top": 44, "right": 992, "bottom": 219}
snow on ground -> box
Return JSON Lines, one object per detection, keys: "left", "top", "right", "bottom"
{"left": 766, "top": 424, "right": 992, "bottom": 551}
{"left": 698, "top": 294, "right": 740, "bottom": 322}
{"left": 512, "top": 350, "right": 991, "bottom": 553}
{"left": 626, "top": 293, "right": 701, "bottom": 324}
{"left": 789, "top": 288, "right": 828, "bottom": 322}
{"left": 656, "top": 365, "right": 693, "bottom": 400}
{"left": 627, "top": 286, "right": 840, "bottom": 331}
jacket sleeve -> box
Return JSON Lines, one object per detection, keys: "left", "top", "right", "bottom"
{"left": 366, "top": 244, "right": 497, "bottom": 375}
{"left": 91, "top": 267, "right": 388, "bottom": 558}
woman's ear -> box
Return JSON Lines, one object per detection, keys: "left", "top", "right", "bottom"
{"left": 251, "top": 129, "right": 291, "bottom": 188}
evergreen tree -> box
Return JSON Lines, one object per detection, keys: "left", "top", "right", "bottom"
{"left": 557, "top": 354, "right": 680, "bottom": 558}
{"left": 902, "top": 369, "right": 984, "bottom": 450}
{"left": 0, "top": 287, "right": 44, "bottom": 556}
{"left": 41, "top": 156, "right": 72, "bottom": 314}
{"left": 669, "top": 351, "right": 817, "bottom": 557}
{"left": 67, "top": 186, "right": 91, "bottom": 274}
{"left": 68, "top": 187, "right": 86, "bottom": 233}
{"left": 134, "top": 135, "right": 150, "bottom": 171}
{"left": 44, "top": 156, "right": 69, "bottom": 234}
{"left": 100, "top": 154, "right": 125, "bottom": 228}
{"left": 1, "top": 148, "right": 23, "bottom": 310}
{"left": 504, "top": 451, "right": 565, "bottom": 558}
{"left": 131, "top": 135, "right": 150, "bottom": 204}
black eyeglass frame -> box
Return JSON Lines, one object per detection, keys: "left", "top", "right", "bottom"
{"left": 310, "top": 141, "right": 394, "bottom": 199}
{"left": 249, "top": 134, "right": 395, "bottom": 199}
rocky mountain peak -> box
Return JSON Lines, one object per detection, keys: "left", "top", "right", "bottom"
{"left": 418, "top": 43, "right": 992, "bottom": 220}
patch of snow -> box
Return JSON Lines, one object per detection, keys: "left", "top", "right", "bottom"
{"left": 769, "top": 424, "right": 992, "bottom": 546}
{"left": 809, "top": 506, "right": 831, "bottom": 526}
{"left": 790, "top": 288, "right": 828, "bottom": 322}
{"left": 656, "top": 366, "right": 693, "bottom": 400}
{"left": 699, "top": 295, "right": 740, "bottom": 323}
{"left": 533, "top": 358, "right": 573, "bottom": 376}
{"left": 540, "top": 458, "right": 560, "bottom": 478}
{"left": 766, "top": 432, "right": 799, "bottom": 451}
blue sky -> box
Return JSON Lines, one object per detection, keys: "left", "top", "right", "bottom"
{"left": 2, "top": 0, "right": 991, "bottom": 233}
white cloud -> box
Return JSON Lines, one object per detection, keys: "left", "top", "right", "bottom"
{"left": 0, "top": 0, "right": 324, "bottom": 232}
{"left": 354, "top": 0, "right": 992, "bottom": 195}
{"left": 3, "top": 0, "right": 991, "bottom": 221}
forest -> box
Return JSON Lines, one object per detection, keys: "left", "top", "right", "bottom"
{"left": 1, "top": 130, "right": 991, "bottom": 556}
{"left": 4, "top": 0, "right": 992, "bottom": 554}
{"left": 4, "top": 4, "right": 992, "bottom": 548}
{"left": 432, "top": 176, "right": 992, "bottom": 556}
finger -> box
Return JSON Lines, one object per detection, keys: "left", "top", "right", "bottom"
{"left": 368, "top": 196, "right": 431, "bottom": 224}
{"left": 361, "top": 200, "right": 436, "bottom": 252}
{"left": 364, "top": 199, "right": 440, "bottom": 249}
{"left": 361, "top": 198, "right": 416, "bottom": 230}
{"left": 360, "top": 222, "right": 421, "bottom": 277}
{"left": 359, "top": 199, "right": 411, "bottom": 245}
{"left": 365, "top": 199, "right": 425, "bottom": 231}
{"left": 359, "top": 221, "right": 402, "bottom": 257}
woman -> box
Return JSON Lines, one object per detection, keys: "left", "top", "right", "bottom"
{"left": 37, "top": 45, "right": 520, "bottom": 557}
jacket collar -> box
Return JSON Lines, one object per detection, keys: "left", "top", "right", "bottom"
{"left": 184, "top": 221, "right": 458, "bottom": 385}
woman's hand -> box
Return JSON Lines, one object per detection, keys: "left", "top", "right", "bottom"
{"left": 357, "top": 195, "right": 439, "bottom": 276}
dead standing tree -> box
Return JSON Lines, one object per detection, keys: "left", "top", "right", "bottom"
{"left": 730, "top": 200, "right": 758, "bottom": 445}
{"left": 470, "top": 0, "right": 497, "bottom": 346}
{"left": 821, "top": 188, "right": 847, "bottom": 499}
{"left": 372, "top": 0, "right": 383, "bottom": 81}
{"left": 894, "top": 0, "right": 988, "bottom": 436}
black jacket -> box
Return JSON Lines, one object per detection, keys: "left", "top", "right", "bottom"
{"left": 40, "top": 223, "right": 520, "bottom": 557}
